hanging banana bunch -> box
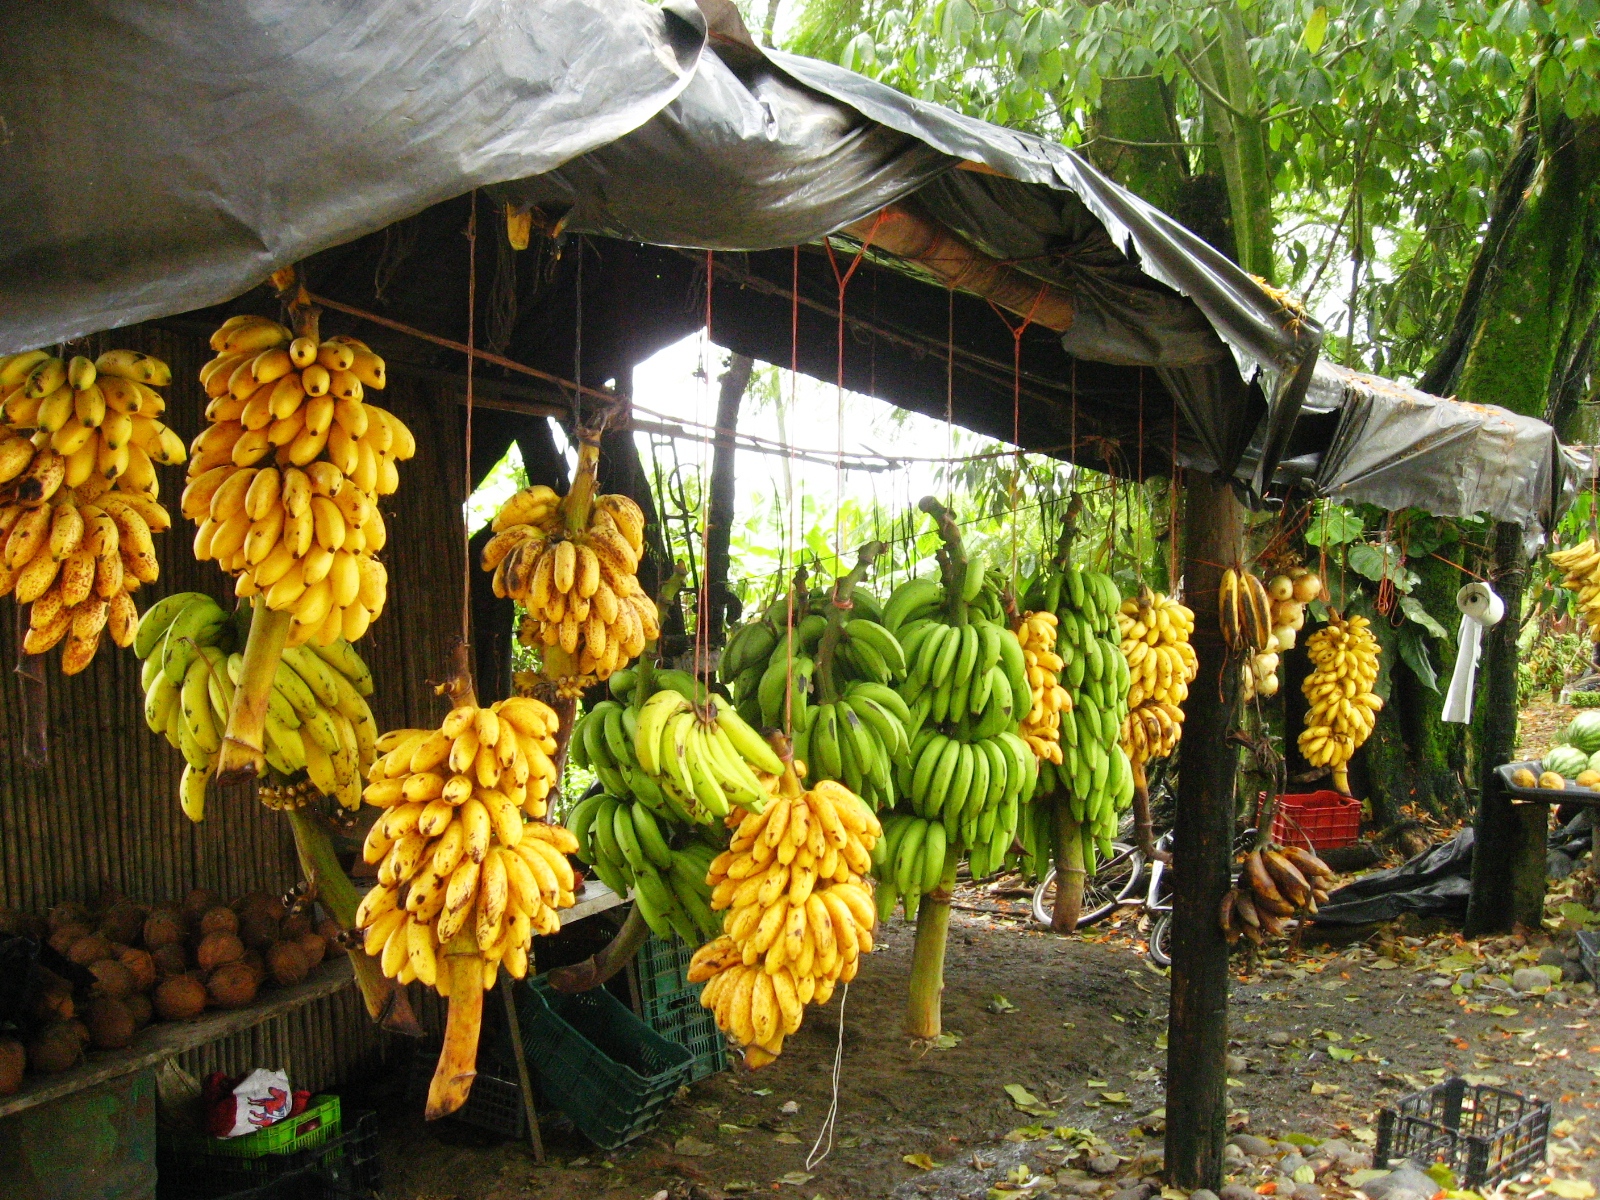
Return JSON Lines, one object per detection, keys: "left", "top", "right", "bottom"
{"left": 1548, "top": 539, "right": 1600, "bottom": 637}
{"left": 1220, "top": 844, "right": 1336, "bottom": 945}
{"left": 1298, "top": 613, "right": 1382, "bottom": 794}
{"left": 184, "top": 315, "right": 414, "bottom": 647}
{"left": 484, "top": 431, "right": 657, "bottom": 695}
{"left": 353, "top": 693, "right": 571, "bottom": 1117}
{"left": 1117, "top": 587, "right": 1196, "bottom": 767}
{"left": 690, "top": 775, "right": 879, "bottom": 1068}
{"left": 0, "top": 348, "right": 186, "bottom": 673}
{"left": 1015, "top": 609, "right": 1069, "bottom": 766}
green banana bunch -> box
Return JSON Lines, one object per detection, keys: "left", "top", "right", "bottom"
{"left": 1018, "top": 563, "right": 1135, "bottom": 877}
{"left": 565, "top": 791, "right": 724, "bottom": 944}
{"left": 791, "top": 681, "right": 914, "bottom": 811}
{"left": 628, "top": 688, "right": 786, "bottom": 824}
{"left": 869, "top": 814, "right": 955, "bottom": 923}
{"left": 135, "top": 591, "right": 377, "bottom": 822}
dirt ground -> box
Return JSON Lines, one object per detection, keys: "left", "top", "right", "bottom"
{"left": 1516, "top": 697, "right": 1574, "bottom": 762}
{"left": 356, "top": 875, "right": 1600, "bottom": 1200}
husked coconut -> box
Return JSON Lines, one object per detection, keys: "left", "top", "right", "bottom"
{"left": 84, "top": 997, "right": 137, "bottom": 1050}
{"left": 118, "top": 947, "right": 157, "bottom": 991}
{"left": 266, "top": 941, "right": 309, "bottom": 987}
{"left": 199, "top": 907, "right": 239, "bottom": 938}
{"left": 88, "top": 959, "right": 136, "bottom": 1001}
{"left": 153, "top": 976, "right": 207, "bottom": 1021}
{"left": 206, "top": 962, "right": 258, "bottom": 1009}
{"left": 196, "top": 932, "right": 245, "bottom": 974}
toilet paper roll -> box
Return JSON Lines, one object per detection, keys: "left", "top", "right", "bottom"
{"left": 1442, "top": 582, "right": 1505, "bottom": 724}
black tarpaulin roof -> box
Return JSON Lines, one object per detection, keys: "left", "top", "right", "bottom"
{"left": 0, "top": 0, "right": 1571, "bottom": 526}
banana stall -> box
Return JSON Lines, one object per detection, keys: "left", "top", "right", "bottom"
{"left": 0, "top": 2, "right": 1581, "bottom": 1197}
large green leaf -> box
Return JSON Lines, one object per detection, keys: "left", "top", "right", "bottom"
{"left": 1304, "top": 505, "right": 1365, "bottom": 547}
{"left": 1396, "top": 623, "right": 1439, "bottom": 692}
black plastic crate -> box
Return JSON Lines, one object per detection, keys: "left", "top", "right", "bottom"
{"left": 405, "top": 1041, "right": 526, "bottom": 1141}
{"left": 157, "top": 1109, "right": 380, "bottom": 1200}
{"left": 635, "top": 934, "right": 728, "bottom": 1083}
{"left": 512, "top": 976, "right": 692, "bottom": 1149}
{"left": 1375, "top": 1077, "right": 1550, "bottom": 1188}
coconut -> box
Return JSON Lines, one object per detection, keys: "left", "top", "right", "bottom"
{"left": 199, "top": 906, "right": 239, "bottom": 938}
{"left": 29, "top": 980, "right": 73, "bottom": 1024}
{"left": 88, "top": 959, "right": 136, "bottom": 1001}
{"left": 117, "top": 947, "right": 157, "bottom": 991}
{"left": 26, "top": 1023, "right": 84, "bottom": 1073}
{"left": 206, "top": 962, "right": 258, "bottom": 1009}
{"left": 240, "top": 950, "right": 267, "bottom": 987}
{"left": 266, "top": 941, "right": 310, "bottom": 988}
{"left": 47, "top": 923, "right": 92, "bottom": 956}
{"left": 0, "top": 1038, "right": 24, "bottom": 1095}
{"left": 0, "top": 908, "right": 46, "bottom": 939}
{"left": 123, "top": 991, "right": 153, "bottom": 1028}
{"left": 142, "top": 909, "right": 186, "bottom": 950}
{"left": 233, "top": 890, "right": 284, "bottom": 923}
{"left": 315, "top": 918, "right": 346, "bottom": 956}
{"left": 296, "top": 932, "right": 327, "bottom": 969}
{"left": 238, "top": 911, "right": 280, "bottom": 950}
{"left": 279, "top": 911, "right": 313, "bottom": 940}
{"left": 97, "top": 903, "right": 147, "bottom": 946}
{"left": 84, "top": 997, "right": 137, "bottom": 1050}
{"left": 66, "top": 934, "right": 116, "bottom": 967}
{"left": 196, "top": 932, "right": 245, "bottom": 973}
{"left": 47, "top": 901, "right": 92, "bottom": 931}
{"left": 153, "top": 976, "right": 208, "bottom": 1021}
{"left": 151, "top": 943, "right": 189, "bottom": 979}
{"left": 181, "top": 889, "right": 218, "bottom": 923}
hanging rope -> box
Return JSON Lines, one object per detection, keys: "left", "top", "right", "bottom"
{"left": 823, "top": 215, "right": 887, "bottom": 567}
{"left": 462, "top": 191, "right": 478, "bottom": 645}
{"left": 985, "top": 284, "right": 1048, "bottom": 591}
{"left": 805, "top": 983, "right": 849, "bottom": 1171}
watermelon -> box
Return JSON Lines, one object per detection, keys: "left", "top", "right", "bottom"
{"left": 1565, "top": 710, "right": 1600, "bottom": 753}
{"left": 1543, "top": 744, "right": 1590, "bottom": 777}
{"left": 1589, "top": 750, "right": 1600, "bottom": 773}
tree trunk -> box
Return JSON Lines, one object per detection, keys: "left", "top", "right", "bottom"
{"left": 1398, "top": 558, "right": 1469, "bottom": 821}
{"left": 1466, "top": 522, "right": 1541, "bottom": 934}
{"left": 1189, "top": 6, "right": 1275, "bottom": 280}
{"left": 704, "top": 353, "right": 753, "bottom": 647}
{"left": 1164, "top": 472, "right": 1243, "bottom": 1192}
{"left": 1088, "top": 78, "right": 1188, "bottom": 216}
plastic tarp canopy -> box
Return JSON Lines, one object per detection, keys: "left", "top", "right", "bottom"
{"left": 1274, "top": 363, "right": 1584, "bottom": 534}
{"left": 0, "top": 0, "right": 1321, "bottom": 488}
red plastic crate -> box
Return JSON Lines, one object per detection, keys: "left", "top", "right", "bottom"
{"left": 1264, "top": 790, "right": 1362, "bottom": 850}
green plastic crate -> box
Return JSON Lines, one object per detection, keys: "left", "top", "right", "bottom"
{"left": 636, "top": 934, "right": 728, "bottom": 1082}
{"left": 513, "top": 976, "right": 692, "bottom": 1149}
{"left": 161, "top": 1092, "right": 341, "bottom": 1159}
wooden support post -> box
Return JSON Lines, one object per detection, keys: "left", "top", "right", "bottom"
{"left": 1466, "top": 522, "right": 1540, "bottom": 933}
{"left": 1164, "top": 472, "right": 1243, "bottom": 1191}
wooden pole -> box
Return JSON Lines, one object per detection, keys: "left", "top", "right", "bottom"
{"left": 1164, "top": 472, "right": 1243, "bottom": 1191}
{"left": 704, "top": 353, "right": 753, "bottom": 645}
{"left": 1466, "top": 522, "right": 1539, "bottom": 933}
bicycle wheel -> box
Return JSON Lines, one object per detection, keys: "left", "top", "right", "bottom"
{"left": 1029, "top": 844, "right": 1144, "bottom": 930}
{"left": 1149, "top": 912, "right": 1173, "bottom": 966}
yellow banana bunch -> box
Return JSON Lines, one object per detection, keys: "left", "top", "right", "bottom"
{"left": 0, "top": 349, "right": 186, "bottom": 673}
{"left": 483, "top": 436, "right": 658, "bottom": 694}
{"left": 1117, "top": 588, "right": 1196, "bottom": 765}
{"left": 1218, "top": 566, "right": 1275, "bottom": 654}
{"left": 1015, "top": 610, "right": 1070, "bottom": 765}
{"left": 183, "top": 316, "right": 415, "bottom": 647}
{"left": 354, "top": 695, "right": 568, "bottom": 994}
{"left": 1549, "top": 537, "right": 1600, "bottom": 639}
{"left": 691, "top": 778, "right": 879, "bottom": 1068}
{"left": 1297, "top": 613, "right": 1382, "bottom": 793}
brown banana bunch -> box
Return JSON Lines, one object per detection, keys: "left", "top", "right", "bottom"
{"left": 1016, "top": 610, "right": 1069, "bottom": 765}
{"left": 0, "top": 349, "right": 185, "bottom": 673}
{"left": 692, "top": 779, "right": 879, "bottom": 1068}
{"left": 353, "top": 695, "right": 569, "bottom": 994}
{"left": 1219, "top": 844, "right": 1335, "bottom": 946}
{"left": 1298, "top": 614, "right": 1382, "bottom": 793}
{"left": 184, "top": 316, "right": 415, "bottom": 647}
{"left": 1117, "top": 588, "right": 1196, "bottom": 766}
{"left": 1548, "top": 537, "right": 1600, "bottom": 640}
{"left": 1218, "top": 566, "right": 1275, "bottom": 654}
{"left": 484, "top": 444, "right": 659, "bottom": 694}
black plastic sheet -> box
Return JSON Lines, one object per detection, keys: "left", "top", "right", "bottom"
{"left": 1312, "top": 830, "right": 1476, "bottom": 926}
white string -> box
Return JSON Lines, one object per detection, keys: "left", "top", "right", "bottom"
{"left": 805, "top": 982, "right": 848, "bottom": 1171}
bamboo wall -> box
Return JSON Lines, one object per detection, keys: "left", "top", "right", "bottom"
{"left": 0, "top": 316, "right": 476, "bottom": 1081}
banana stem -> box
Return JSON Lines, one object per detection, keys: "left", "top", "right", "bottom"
{"left": 1051, "top": 801, "right": 1087, "bottom": 934}
{"left": 768, "top": 731, "right": 804, "bottom": 799}
{"left": 545, "top": 905, "right": 651, "bottom": 994}
{"left": 427, "top": 926, "right": 485, "bottom": 1120}
{"left": 1131, "top": 760, "right": 1170, "bottom": 864}
{"left": 563, "top": 433, "right": 603, "bottom": 536}
{"left": 919, "top": 496, "right": 970, "bottom": 626}
{"left": 631, "top": 562, "right": 688, "bottom": 714}
{"left": 216, "top": 601, "right": 292, "bottom": 786}
{"left": 905, "top": 848, "right": 958, "bottom": 1039}
{"left": 815, "top": 541, "right": 886, "bottom": 703}
{"left": 1331, "top": 766, "right": 1351, "bottom": 796}
{"left": 285, "top": 808, "right": 421, "bottom": 1034}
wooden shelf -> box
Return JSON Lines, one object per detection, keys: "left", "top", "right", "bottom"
{"left": 0, "top": 880, "right": 629, "bottom": 1121}
{"left": 0, "top": 960, "right": 358, "bottom": 1120}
